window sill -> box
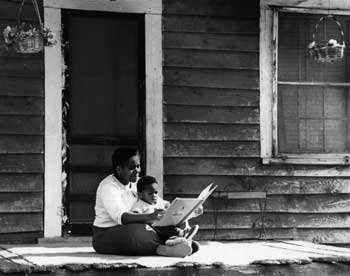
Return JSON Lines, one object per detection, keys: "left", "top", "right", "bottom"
{"left": 262, "top": 154, "right": 350, "bottom": 165}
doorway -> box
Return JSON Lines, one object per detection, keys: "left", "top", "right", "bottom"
{"left": 62, "top": 10, "right": 145, "bottom": 235}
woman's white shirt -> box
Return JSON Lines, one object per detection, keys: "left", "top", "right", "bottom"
{"left": 93, "top": 174, "right": 137, "bottom": 227}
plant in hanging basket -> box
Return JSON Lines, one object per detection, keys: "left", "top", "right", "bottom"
{"left": 308, "top": 15, "right": 346, "bottom": 63}
{"left": 3, "top": 23, "right": 56, "bottom": 54}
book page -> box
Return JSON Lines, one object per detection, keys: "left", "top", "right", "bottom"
{"left": 152, "top": 198, "right": 201, "bottom": 227}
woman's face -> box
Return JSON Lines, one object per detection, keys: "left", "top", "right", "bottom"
{"left": 117, "top": 154, "right": 141, "bottom": 185}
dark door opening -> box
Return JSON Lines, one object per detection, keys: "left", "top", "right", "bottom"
{"left": 62, "top": 10, "right": 145, "bottom": 235}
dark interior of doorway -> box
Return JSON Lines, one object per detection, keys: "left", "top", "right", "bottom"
{"left": 61, "top": 9, "right": 145, "bottom": 236}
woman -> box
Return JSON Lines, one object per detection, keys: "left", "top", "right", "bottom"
{"left": 92, "top": 147, "right": 197, "bottom": 256}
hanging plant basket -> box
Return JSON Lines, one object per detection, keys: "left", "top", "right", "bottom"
{"left": 3, "top": 0, "right": 56, "bottom": 54}
{"left": 12, "top": 31, "right": 43, "bottom": 54}
{"left": 308, "top": 15, "right": 346, "bottom": 63}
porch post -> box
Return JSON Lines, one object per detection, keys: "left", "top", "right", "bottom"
{"left": 145, "top": 13, "right": 163, "bottom": 196}
{"left": 44, "top": 7, "right": 63, "bottom": 237}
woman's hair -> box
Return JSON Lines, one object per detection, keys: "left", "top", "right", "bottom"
{"left": 112, "top": 147, "right": 139, "bottom": 171}
{"left": 137, "top": 175, "right": 158, "bottom": 192}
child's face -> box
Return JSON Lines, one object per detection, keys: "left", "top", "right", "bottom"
{"left": 139, "top": 182, "right": 159, "bottom": 204}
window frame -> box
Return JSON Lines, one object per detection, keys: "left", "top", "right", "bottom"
{"left": 260, "top": 0, "right": 350, "bottom": 165}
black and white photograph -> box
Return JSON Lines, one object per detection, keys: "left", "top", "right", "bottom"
{"left": 0, "top": 0, "right": 350, "bottom": 275}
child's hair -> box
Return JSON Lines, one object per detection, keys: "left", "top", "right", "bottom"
{"left": 137, "top": 175, "right": 158, "bottom": 192}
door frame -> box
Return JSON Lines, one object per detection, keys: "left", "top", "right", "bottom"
{"left": 43, "top": 0, "right": 163, "bottom": 238}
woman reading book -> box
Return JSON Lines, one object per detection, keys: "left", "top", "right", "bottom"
{"left": 92, "top": 147, "right": 201, "bottom": 257}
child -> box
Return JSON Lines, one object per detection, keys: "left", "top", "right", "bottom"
{"left": 131, "top": 175, "right": 199, "bottom": 243}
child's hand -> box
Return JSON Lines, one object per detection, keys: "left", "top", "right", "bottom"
{"left": 164, "top": 202, "right": 171, "bottom": 209}
{"left": 148, "top": 208, "right": 165, "bottom": 222}
{"left": 193, "top": 205, "right": 203, "bottom": 217}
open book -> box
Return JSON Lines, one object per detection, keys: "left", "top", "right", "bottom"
{"left": 152, "top": 183, "right": 217, "bottom": 227}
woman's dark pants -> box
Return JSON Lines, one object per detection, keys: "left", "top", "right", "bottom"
{"left": 92, "top": 223, "right": 162, "bottom": 255}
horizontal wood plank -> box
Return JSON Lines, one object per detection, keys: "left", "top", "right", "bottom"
{"left": 69, "top": 201, "right": 95, "bottom": 222}
{"left": 164, "top": 141, "right": 259, "bottom": 157}
{"left": 164, "top": 86, "right": 259, "bottom": 107}
{"left": 197, "top": 228, "right": 350, "bottom": 244}
{"left": 164, "top": 32, "right": 259, "bottom": 51}
{"left": 0, "top": 231, "right": 41, "bottom": 244}
{"left": 192, "top": 212, "right": 350, "bottom": 229}
{"left": 69, "top": 145, "right": 117, "bottom": 167}
{"left": 0, "top": 55, "right": 43, "bottom": 74}
{"left": 164, "top": 175, "right": 350, "bottom": 194}
{"left": 0, "top": 193, "right": 43, "bottom": 212}
{"left": 0, "top": 96, "right": 43, "bottom": 115}
{"left": 164, "top": 0, "right": 259, "bottom": 18}
{"left": 164, "top": 106, "right": 259, "bottom": 124}
{"left": 0, "top": 135, "right": 43, "bottom": 153}
{"left": 163, "top": 16, "right": 259, "bottom": 33}
{"left": 164, "top": 49, "right": 258, "bottom": 69}
{"left": 164, "top": 157, "right": 350, "bottom": 177}
{"left": 164, "top": 194, "right": 350, "bottom": 213}
{"left": 0, "top": 116, "right": 43, "bottom": 134}
{"left": 0, "top": 154, "right": 43, "bottom": 173}
{"left": 69, "top": 173, "right": 105, "bottom": 195}
{"left": 164, "top": 123, "right": 259, "bottom": 140}
{"left": 0, "top": 174, "right": 43, "bottom": 192}
{"left": 0, "top": 213, "right": 43, "bottom": 233}
{"left": 0, "top": 76, "right": 43, "bottom": 97}
{"left": 164, "top": 68, "right": 259, "bottom": 89}
{"left": 0, "top": 1, "right": 39, "bottom": 19}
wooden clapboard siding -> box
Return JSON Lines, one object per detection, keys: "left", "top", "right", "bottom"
{"left": 164, "top": 141, "right": 260, "bottom": 157}
{"left": 163, "top": 0, "right": 350, "bottom": 244}
{"left": 164, "top": 86, "right": 259, "bottom": 107}
{"left": 164, "top": 49, "right": 259, "bottom": 70}
{"left": 165, "top": 106, "right": 259, "bottom": 124}
{"left": 163, "top": 0, "right": 259, "bottom": 18}
{"left": 164, "top": 194, "right": 350, "bottom": 213}
{"left": 191, "top": 212, "right": 350, "bottom": 229}
{"left": 164, "top": 176, "right": 350, "bottom": 194}
{"left": 0, "top": 193, "right": 43, "bottom": 212}
{"left": 197, "top": 228, "right": 350, "bottom": 244}
{"left": 0, "top": 213, "right": 43, "bottom": 233}
{"left": 0, "top": 0, "right": 44, "bottom": 242}
{"left": 164, "top": 123, "right": 259, "bottom": 140}
{"left": 164, "top": 68, "right": 259, "bottom": 89}
{"left": 0, "top": 174, "right": 43, "bottom": 192}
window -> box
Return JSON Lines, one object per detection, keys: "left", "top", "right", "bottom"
{"left": 260, "top": 1, "right": 350, "bottom": 164}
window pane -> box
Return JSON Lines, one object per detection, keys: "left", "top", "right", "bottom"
{"left": 278, "top": 85, "right": 350, "bottom": 153}
{"left": 278, "top": 13, "right": 348, "bottom": 83}
{"left": 277, "top": 12, "right": 350, "bottom": 155}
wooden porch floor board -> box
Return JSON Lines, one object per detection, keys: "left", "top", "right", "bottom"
{"left": 1, "top": 240, "right": 350, "bottom": 275}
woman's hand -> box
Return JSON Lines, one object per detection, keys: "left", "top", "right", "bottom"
{"left": 147, "top": 208, "right": 165, "bottom": 223}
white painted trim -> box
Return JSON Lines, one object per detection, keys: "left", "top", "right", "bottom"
{"left": 145, "top": 13, "right": 163, "bottom": 197}
{"left": 44, "top": 0, "right": 161, "bottom": 14}
{"left": 44, "top": 0, "right": 163, "bottom": 237}
{"left": 44, "top": 7, "right": 63, "bottom": 238}
{"left": 261, "top": 0, "right": 350, "bottom": 10}
{"left": 259, "top": 8, "right": 274, "bottom": 158}
{"left": 263, "top": 154, "right": 350, "bottom": 165}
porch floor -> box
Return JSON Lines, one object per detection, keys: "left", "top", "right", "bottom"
{"left": 1, "top": 239, "right": 350, "bottom": 275}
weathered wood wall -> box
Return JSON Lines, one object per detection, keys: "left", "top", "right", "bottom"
{"left": 0, "top": 0, "right": 44, "bottom": 243}
{"left": 162, "top": 0, "right": 350, "bottom": 244}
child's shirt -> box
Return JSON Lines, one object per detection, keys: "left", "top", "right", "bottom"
{"left": 131, "top": 196, "right": 170, "bottom": 214}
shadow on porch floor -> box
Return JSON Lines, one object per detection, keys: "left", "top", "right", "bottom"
{"left": 1, "top": 239, "right": 350, "bottom": 275}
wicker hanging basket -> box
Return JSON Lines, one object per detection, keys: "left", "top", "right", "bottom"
{"left": 308, "top": 15, "right": 346, "bottom": 63}
{"left": 13, "top": 32, "right": 43, "bottom": 54}
{"left": 2, "top": 0, "right": 54, "bottom": 54}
